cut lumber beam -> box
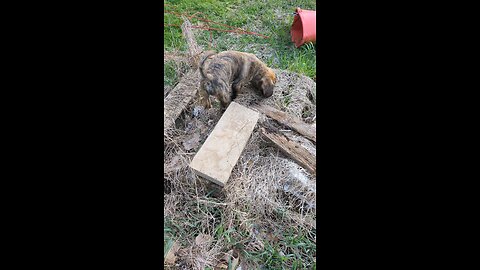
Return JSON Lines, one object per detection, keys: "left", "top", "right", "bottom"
{"left": 164, "top": 70, "right": 199, "bottom": 131}
{"left": 189, "top": 102, "right": 260, "bottom": 186}
{"left": 260, "top": 125, "right": 316, "bottom": 175}
{"left": 254, "top": 104, "right": 316, "bottom": 143}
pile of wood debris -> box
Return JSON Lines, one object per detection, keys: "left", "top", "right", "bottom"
{"left": 163, "top": 18, "right": 316, "bottom": 269}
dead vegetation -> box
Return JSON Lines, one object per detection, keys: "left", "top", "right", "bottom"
{"left": 164, "top": 20, "right": 316, "bottom": 269}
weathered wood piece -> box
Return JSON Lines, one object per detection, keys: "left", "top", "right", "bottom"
{"left": 181, "top": 17, "right": 202, "bottom": 68}
{"left": 164, "top": 70, "right": 199, "bottom": 131}
{"left": 254, "top": 104, "right": 316, "bottom": 143}
{"left": 260, "top": 125, "right": 316, "bottom": 175}
{"left": 164, "top": 18, "right": 206, "bottom": 131}
{"left": 189, "top": 102, "right": 260, "bottom": 186}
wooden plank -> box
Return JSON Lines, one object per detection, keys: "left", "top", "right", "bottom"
{"left": 260, "top": 125, "right": 316, "bottom": 175}
{"left": 164, "top": 70, "right": 199, "bottom": 131}
{"left": 254, "top": 104, "right": 316, "bottom": 143}
{"left": 189, "top": 102, "right": 259, "bottom": 186}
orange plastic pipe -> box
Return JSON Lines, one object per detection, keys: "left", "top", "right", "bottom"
{"left": 290, "top": 7, "right": 316, "bottom": 48}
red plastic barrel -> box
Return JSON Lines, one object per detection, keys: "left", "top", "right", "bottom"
{"left": 290, "top": 7, "right": 316, "bottom": 48}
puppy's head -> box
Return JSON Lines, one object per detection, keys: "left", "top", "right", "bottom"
{"left": 207, "top": 78, "right": 232, "bottom": 108}
{"left": 257, "top": 69, "right": 276, "bottom": 97}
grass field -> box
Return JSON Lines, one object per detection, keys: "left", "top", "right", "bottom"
{"left": 164, "top": 0, "right": 316, "bottom": 269}
{"left": 164, "top": 0, "right": 316, "bottom": 88}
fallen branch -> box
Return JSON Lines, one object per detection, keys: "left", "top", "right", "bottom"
{"left": 164, "top": 70, "right": 200, "bottom": 131}
{"left": 164, "top": 18, "right": 204, "bottom": 130}
{"left": 181, "top": 17, "right": 202, "bottom": 68}
{"left": 260, "top": 124, "right": 316, "bottom": 175}
{"left": 254, "top": 104, "right": 316, "bottom": 143}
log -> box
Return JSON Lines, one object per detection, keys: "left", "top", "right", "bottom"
{"left": 181, "top": 17, "right": 202, "bottom": 68}
{"left": 164, "top": 18, "right": 205, "bottom": 131}
{"left": 254, "top": 104, "right": 316, "bottom": 143}
{"left": 164, "top": 70, "right": 199, "bottom": 131}
{"left": 189, "top": 102, "right": 260, "bottom": 186}
{"left": 260, "top": 125, "right": 316, "bottom": 175}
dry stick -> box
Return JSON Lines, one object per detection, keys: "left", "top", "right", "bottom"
{"left": 259, "top": 125, "right": 316, "bottom": 175}
{"left": 254, "top": 104, "right": 316, "bottom": 143}
{"left": 180, "top": 16, "right": 202, "bottom": 68}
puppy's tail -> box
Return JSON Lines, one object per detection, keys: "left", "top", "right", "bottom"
{"left": 199, "top": 50, "right": 216, "bottom": 80}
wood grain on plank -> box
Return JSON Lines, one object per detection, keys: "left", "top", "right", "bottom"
{"left": 254, "top": 104, "right": 316, "bottom": 143}
{"left": 189, "top": 102, "right": 259, "bottom": 186}
{"left": 260, "top": 125, "right": 316, "bottom": 175}
{"left": 164, "top": 70, "right": 199, "bottom": 131}
{"left": 181, "top": 17, "right": 202, "bottom": 68}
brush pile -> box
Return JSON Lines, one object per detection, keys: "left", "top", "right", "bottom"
{"left": 164, "top": 19, "right": 316, "bottom": 270}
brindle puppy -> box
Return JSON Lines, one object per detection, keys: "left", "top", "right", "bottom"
{"left": 198, "top": 50, "right": 277, "bottom": 108}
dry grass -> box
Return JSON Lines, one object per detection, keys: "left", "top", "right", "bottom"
{"left": 164, "top": 53, "right": 316, "bottom": 268}
{"left": 164, "top": 16, "right": 316, "bottom": 268}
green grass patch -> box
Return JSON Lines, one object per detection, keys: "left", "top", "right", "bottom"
{"left": 163, "top": 0, "right": 317, "bottom": 267}
{"left": 164, "top": 199, "right": 316, "bottom": 269}
{"left": 164, "top": 61, "right": 178, "bottom": 86}
{"left": 164, "top": 0, "right": 316, "bottom": 84}
{"left": 164, "top": 60, "right": 190, "bottom": 87}
{"left": 242, "top": 227, "right": 316, "bottom": 269}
